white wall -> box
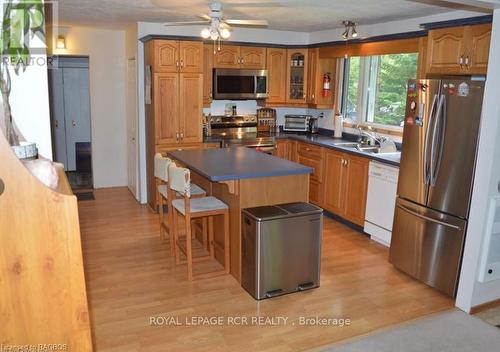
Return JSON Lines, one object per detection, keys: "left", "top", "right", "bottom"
{"left": 456, "top": 8, "right": 500, "bottom": 312}
{"left": 54, "top": 26, "right": 128, "bottom": 188}
{"left": 7, "top": 61, "right": 53, "bottom": 159}
{"left": 0, "top": 2, "right": 52, "bottom": 159}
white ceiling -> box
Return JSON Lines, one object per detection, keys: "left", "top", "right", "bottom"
{"left": 56, "top": 0, "right": 487, "bottom": 31}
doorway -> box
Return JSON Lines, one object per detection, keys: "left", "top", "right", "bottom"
{"left": 48, "top": 56, "right": 93, "bottom": 194}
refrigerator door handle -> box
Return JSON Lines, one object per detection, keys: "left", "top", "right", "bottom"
{"left": 431, "top": 94, "right": 447, "bottom": 186}
{"left": 423, "top": 94, "right": 439, "bottom": 185}
{"left": 396, "top": 204, "right": 462, "bottom": 231}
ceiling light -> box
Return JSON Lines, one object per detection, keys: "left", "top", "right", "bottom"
{"left": 210, "top": 30, "right": 219, "bottom": 41}
{"left": 201, "top": 28, "right": 211, "bottom": 39}
{"left": 56, "top": 35, "right": 66, "bottom": 50}
{"left": 341, "top": 20, "right": 358, "bottom": 40}
{"left": 342, "top": 29, "right": 349, "bottom": 40}
{"left": 220, "top": 28, "right": 231, "bottom": 39}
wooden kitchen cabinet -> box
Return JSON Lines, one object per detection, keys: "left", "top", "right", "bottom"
{"left": 307, "top": 48, "right": 336, "bottom": 108}
{"left": 179, "top": 41, "right": 204, "bottom": 73}
{"left": 214, "top": 45, "right": 266, "bottom": 69}
{"left": 179, "top": 73, "right": 203, "bottom": 143}
{"left": 214, "top": 45, "right": 240, "bottom": 68}
{"left": 426, "top": 24, "right": 491, "bottom": 75}
{"left": 323, "top": 149, "right": 369, "bottom": 226}
{"left": 145, "top": 39, "right": 205, "bottom": 209}
{"left": 468, "top": 24, "right": 492, "bottom": 74}
{"left": 266, "top": 48, "right": 288, "bottom": 104}
{"left": 296, "top": 142, "right": 324, "bottom": 207}
{"left": 274, "top": 139, "right": 291, "bottom": 159}
{"left": 153, "top": 40, "right": 203, "bottom": 73}
{"left": 154, "top": 72, "right": 180, "bottom": 144}
{"left": 153, "top": 72, "right": 203, "bottom": 145}
{"left": 323, "top": 150, "right": 345, "bottom": 215}
{"left": 239, "top": 46, "right": 266, "bottom": 69}
{"left": 203, "top": 44, "right": 213, "bottom": 106}
{"left": 154, "top": 40, "right": 179, "bottom": 72}
{"left": 286, "top": 49, "right": 309, "bottom": 104}
{"left": 343, "top": 155, "right": 369, "bottom": 226}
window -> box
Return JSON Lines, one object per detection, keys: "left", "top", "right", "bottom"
{"left": 342, "top": 53, "right": 418, "bottom": 129}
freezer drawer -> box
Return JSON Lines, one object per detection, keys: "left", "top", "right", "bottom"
{"left": 389, "top": 198, "right": 467, "bottom": 297}
{"left": 241, "top": 203, "right": 323, "bottom": 300}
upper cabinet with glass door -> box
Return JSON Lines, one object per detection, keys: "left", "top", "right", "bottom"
{"left": 286, "top": 49, "right": 308, "bottom": 104}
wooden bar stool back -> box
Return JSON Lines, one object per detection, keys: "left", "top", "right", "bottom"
{"left": 168, "top": 164, "right": 230, "bottom": 281}
{"left": 154, "top": 153, "right": 174, "bottom": 251}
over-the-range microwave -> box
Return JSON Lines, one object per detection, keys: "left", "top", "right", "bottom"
{"left": 213, "top": 69, "right": 268, "bottom": 100}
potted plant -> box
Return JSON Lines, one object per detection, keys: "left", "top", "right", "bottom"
{"left": 0, "top": 0, "right": 45, "bottom": 158}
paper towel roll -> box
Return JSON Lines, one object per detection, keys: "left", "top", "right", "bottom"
{"left": 334, "top": 113, "right": 343, "bottom": 138}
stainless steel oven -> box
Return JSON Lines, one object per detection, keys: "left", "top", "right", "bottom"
{"left": 213, "top": 69, "right": 268, "bottom": 100}
{"left": 208, "top": 115, "right": 276, "bottom": 154}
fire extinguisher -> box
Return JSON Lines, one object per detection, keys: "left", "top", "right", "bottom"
{"left": 323, "top": 72, "right": 331, "bottom": 97}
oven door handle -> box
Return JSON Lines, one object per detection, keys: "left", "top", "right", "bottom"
{"left": 247, "top": 145, "right": 276, "bottom": 153}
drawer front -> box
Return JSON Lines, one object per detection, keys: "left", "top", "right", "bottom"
{"left": 297, "top": 155, "right": 322, "bottom": 182}
{"left": 156, "top": 143, "right": 204, "bottom": 154}
{"left": 297, "top": 142, "right": 322, "bottom": 160}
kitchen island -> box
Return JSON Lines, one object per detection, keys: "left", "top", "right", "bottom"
{"left": 168, "top": 147, "right": 313, "bottom": 282}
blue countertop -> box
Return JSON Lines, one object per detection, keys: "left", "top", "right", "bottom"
{"left": 168, "top": 148, "right": 313, "bottom": 182}
{"left": 282, "top": 134, "right": 401, "bottom": 166}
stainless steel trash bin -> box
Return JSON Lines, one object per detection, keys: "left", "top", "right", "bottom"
{"left": 241, "top": 202, "right": 323, "bottom": 300}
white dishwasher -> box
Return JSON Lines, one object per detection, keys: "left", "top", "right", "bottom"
{"left": 364, "top": 161, "right": 399, "bottom": 247}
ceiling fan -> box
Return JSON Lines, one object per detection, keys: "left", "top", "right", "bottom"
{"left": 163, "top": 2, "right": 269, "bottom": 41}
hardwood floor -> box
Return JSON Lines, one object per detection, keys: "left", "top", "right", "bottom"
{"left": 79, "top": 187, "right": 453, "bottom": 351}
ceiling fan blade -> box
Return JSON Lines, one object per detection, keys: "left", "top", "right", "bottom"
{"left": 163, "top": 20, "right": 209, "bottom": 26}
{"left": 225, "top": 19, "right": 268, "bottom": 27}
{"left": 197, "top": 13, "right": 211, "bottom": 21}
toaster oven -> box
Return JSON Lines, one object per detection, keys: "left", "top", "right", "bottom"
{"left": 283, "top": 115, "right": 311, "bottom": 132}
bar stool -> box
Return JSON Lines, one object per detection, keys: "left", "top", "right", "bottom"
{"left": 168, "top": 164, "right": 230, "bottom": 281}
{"left": 154, "top": 154, "right": 206, "bottom": 255}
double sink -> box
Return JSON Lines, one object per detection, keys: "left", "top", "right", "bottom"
{"left": 333, "top": 142, "right": 400, "bottom": 156}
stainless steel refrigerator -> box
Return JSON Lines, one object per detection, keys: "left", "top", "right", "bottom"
{"left": 389, "top": 79, "right": 484, "bottom": 297}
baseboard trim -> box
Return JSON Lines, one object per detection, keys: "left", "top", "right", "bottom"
{"left": 470, "top": 298, "right": 500, "bottom": 314}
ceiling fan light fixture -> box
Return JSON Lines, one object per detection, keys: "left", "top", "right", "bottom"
{"left": 351, "top": 26, "right": 358, "bottom": 38}
{"left": 341, "top": 20, "right": 358, "bottom": 40}
{"left": 201, "top": 28, "right": 211, "bottom": 39}
{"left": 220, "top": 28, "right": 231, "bottom": 39}
{"left": 210, "top": 29, "right": 219, "bottom": 41}
{"left": 342, "top": 29, "right": 349, "bottom": 40}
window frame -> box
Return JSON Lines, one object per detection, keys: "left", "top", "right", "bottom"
{"left": 341, "top": 52, "right": 419, "bottom": 132}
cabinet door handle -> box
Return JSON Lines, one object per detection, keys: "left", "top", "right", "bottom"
{"left": 312, "top": 93, "right": 315, "bottom": 99}
{"left": 180, "top": 132, "right": 184, "bottom": 140}
{"left": 55, "top": 120, "right": 59, "bottom": 128}
{"left": 459, "top": 56, "right": 464, "bottom": 69}
{"left": 176, "top": 60, "right": 179, "bottom": 68}
{"left": 465, "top": 56, "right": 470, "bottom": 69}
{"left": 72, "top": 120, "right": 76, "bottom": 127}
{"left": 176, "top": 132, "right": 180, "bottom": 141}
{"left": 180, "top": 60, "right": 184, "bottom": 68}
